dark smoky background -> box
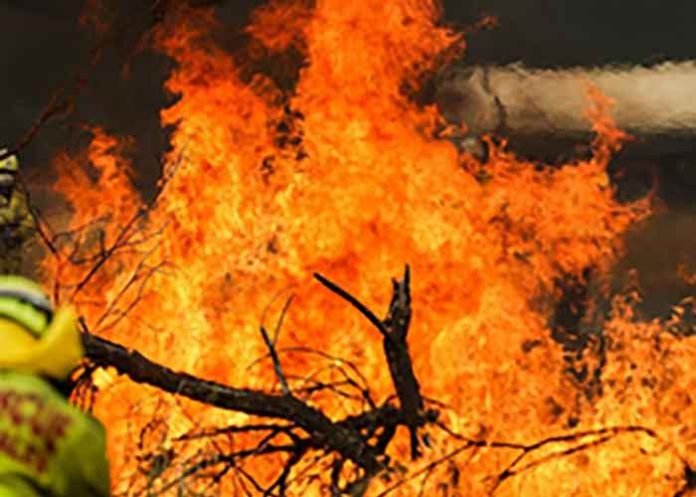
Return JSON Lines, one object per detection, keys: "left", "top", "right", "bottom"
{"left": 0, "top": 0, "right": 693, "bottom": 317}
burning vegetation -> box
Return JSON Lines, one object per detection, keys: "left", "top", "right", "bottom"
{"left": 12, "top": 0, "right": 694, "bottom": 495}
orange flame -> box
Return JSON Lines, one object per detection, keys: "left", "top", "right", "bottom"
{"left": 40, "top": 1, "right": 693, "bottom": 495}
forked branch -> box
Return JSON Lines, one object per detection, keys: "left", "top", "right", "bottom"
{"left": 314, "top": 265, "right": 428, "bottom": 459}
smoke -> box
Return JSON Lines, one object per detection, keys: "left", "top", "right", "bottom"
{"left": 436, "top": 62, "right": 696, "bottom": 317}
{"left": 437, "top": 62, "right": 696, "bottom": 137}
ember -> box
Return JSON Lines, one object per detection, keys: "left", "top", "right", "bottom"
{"left": 31, "top": 1, "right": 694, "bottom": 496}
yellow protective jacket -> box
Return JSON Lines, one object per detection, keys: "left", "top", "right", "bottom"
{"left": 0, "top": 371, "right": 110, "bottom": 497}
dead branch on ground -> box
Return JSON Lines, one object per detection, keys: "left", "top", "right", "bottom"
{"left": 81, "top": 267, "right": 439, "bottom": 495}
{"left": 76, "top": 266, "right": 687, "bottom": 496}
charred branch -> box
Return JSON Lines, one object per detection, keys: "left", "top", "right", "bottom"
{"left": 85, "top": 276, "right": 688, "bottom": 496}
{"left": 80, "top": 267, "right": 441, "bottom": 493}
{"left": 260, "top": 324, "right": 290, "bottom": 395}
{"left": 382, "top": 266, "right": 426, "bottom": 459}
{"left": 314, "top": 266, "right": 427, "bottom": 459}
{"left": 68, "top": 248, "right": 682, "bottom": 495}
{"left": 83, "top": 332, "right": 383, "bottom": 474}
{"left": 259, "top": 295, "right": 294, "bottom": 396}
{"left": 375, "top": 424, "right": 676, "bottom": 497}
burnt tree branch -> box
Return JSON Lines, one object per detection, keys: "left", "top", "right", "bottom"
{"left": 73, "top": 265, "right": 682, "bottom": 495}
{"left": 382, "top": 266, "right": 426, "bottom": 459}
{"left": 314, "top": 265, "right": 428, "bottom": 459}
{"left": 259, "top": 295, "right": 294, "bottom": 396}
{"left": 79, "top": 267, "right": 438, "bottom": 494}
{"left": 82, "top": 333, "right": 383, "bottom": 474}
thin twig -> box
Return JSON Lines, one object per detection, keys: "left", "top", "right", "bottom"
{"left": 259, "top": 295, "right": 295, "bottom": 395}
{"left": 260, "top": 325, "right": 291, "bottom": 396}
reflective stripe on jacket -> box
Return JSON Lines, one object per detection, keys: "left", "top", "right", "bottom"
{"left": 0, "top": 372, "right": 110, "bottom": 496}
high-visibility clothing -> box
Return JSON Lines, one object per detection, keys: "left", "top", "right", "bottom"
{"left": 0, "top": 371, "right": 110, "bottom": 497}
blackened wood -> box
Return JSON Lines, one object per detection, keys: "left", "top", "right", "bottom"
{"left": 82, "top": 333, "right": 383, "bottom": 473}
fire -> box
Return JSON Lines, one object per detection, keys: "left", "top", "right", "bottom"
{"left": 39, "top": 1, "right": 693, "bottom": 495}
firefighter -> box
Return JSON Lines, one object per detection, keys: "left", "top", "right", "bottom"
{"left": 0, "top": 275, "right": 111, "bottom": 496}
{"left": 0, "top": 150, "right": 34, "bottom": 274}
